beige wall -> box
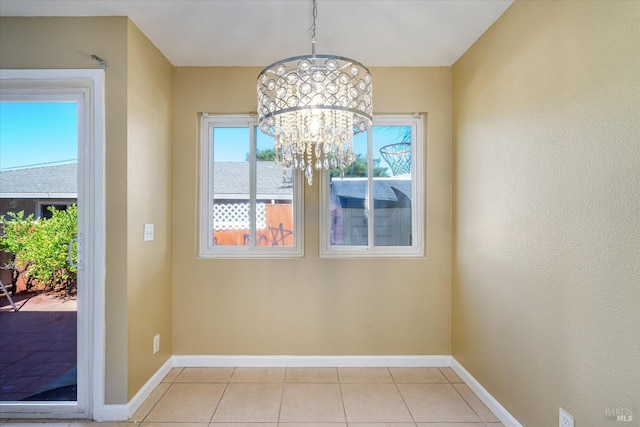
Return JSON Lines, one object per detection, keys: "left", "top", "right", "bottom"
{"left": 126, "top": 20, "right": 174, "bottom": 400}
{"left": 0, "top": 16, "right": 175, "bottom": 404}
{"left": 452, "top": 1, "right": 640, "bottom": 426}
{"left": 0, "top": 16, "right": 131, "bottom": 404}
{"left": 172, "top": 67, "right": 452, "bottom": 355}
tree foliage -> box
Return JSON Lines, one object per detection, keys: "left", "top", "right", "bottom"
{"left": 0, "top": 206, "right": 77, "bottom": 293}
{"left": 329, "top": 154, "right": 389, "bottom": 178}
{"left": 247, "top": 148, "right": 276, "bottom": 161}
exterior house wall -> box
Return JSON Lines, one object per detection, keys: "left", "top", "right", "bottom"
{"left": 0, "top": 199, "right": 33, "bottom": 216}
{"left": 0, "top": 198, "right": 76, "bottom": 219}
{"left": 452, "top": 1, "right": 640, "bottom": 425}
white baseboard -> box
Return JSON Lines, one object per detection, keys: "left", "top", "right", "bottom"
{"left": 172, "top": 354, "right": 452, "bottom": 368}
{"left": 127, "top": 357, "right": 174, "bottom": 419}
{"left": 96, "top": 357, "right": 173, "bottom": 421}
{"left": 94, "top": 404, "right": 128, "bottom": 422}
{"left": 451, "top": 358, "right": 522, "bottom": 427}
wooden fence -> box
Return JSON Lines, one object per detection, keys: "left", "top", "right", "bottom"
{"left": 214, "top": 203, "right": 293, "bottom": 247}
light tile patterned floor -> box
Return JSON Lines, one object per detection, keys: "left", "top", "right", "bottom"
{"left": 0, "top": 367, "right": 505, "bottom": 426}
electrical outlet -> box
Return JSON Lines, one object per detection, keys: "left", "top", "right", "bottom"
{"left": 560, "top": 408, "right": 574, "bottom": 427}
{"left": 153, "top": 334, "right": 160, "bottom": 354}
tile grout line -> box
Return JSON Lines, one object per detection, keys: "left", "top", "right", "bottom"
{"left": 137, "top": 369, "right": 177, "bottom": 423}
{"left": 208, "top": 367, "right": 235, "bottom": 423}
{"left": 335, "top": 367, "right": 349, "bottom": 425}
{"left": 389, "top": 367, "right": 418, "bottom": 426}
{"left": 450, "top": 379, "right": 490, "bottom": 424}
{"left": 441, "top": 367, "right": 487, "bottom": 425}
{"left": 276, "top": 367, "right": 286, "bottom": 423}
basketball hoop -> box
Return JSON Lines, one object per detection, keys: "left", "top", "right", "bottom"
{"left": 380, "top": 142, "right": 411, "bottom": 176}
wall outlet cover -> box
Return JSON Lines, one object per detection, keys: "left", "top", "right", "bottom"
{"left": 560, "top": 408, "right": 574, "bottom": 427}
{"left": 153, "top": 334, "right": 160, "bottom": 354}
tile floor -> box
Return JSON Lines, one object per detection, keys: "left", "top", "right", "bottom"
{"left": 0, "top": 367, "right": 504, "bottom": 426}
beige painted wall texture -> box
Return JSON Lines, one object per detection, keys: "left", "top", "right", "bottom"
{"left": 172, "top": 67, "right": 452, "bottom": 356}
{"left": 452, "top": 1, "right": 640, "bottom": 426}
{"left": 125, "top": 20, "right": 174, "bottom": 400}
{"left": 0, "top": 16, "right": 131, "bottom": 404}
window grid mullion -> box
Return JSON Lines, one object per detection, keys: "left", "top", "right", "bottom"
{"left": 367, "top": 128, "right": 374, "bottom": 250}
{"left": 249, "top": 123, "right": 257, "bottom": 247}
{"left": 208, "top": 124, "right": 216, "bottom": 248}
{"left": 410, "top": 121, "right": 418, "bottom": 246}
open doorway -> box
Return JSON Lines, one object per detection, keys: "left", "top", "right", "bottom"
{"left": 0, "top": 69, "right": 105, "bottom": 419}
{"left": 0, "top": 101, "right": 79, "bottom": 402}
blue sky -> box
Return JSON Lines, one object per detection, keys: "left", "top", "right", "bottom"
{"left": 0, "top": 102, "right": 78, "bottom": 170}
{"left": 0, "top": 102, "right": 411, "bottom": 173}
{"left": 213, "top": 127, "right": 276, "bottom": 161}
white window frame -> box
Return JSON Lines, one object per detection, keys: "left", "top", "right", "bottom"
{"left": 320, "top": 115, "right": 424, "bottom": 258}
{"left": 199, "top": 114, "right": 304, "bottom": 258}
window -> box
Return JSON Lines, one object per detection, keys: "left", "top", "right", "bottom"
{"left": 320, "top": 115, "right": 424, "bottom": 257}
{"left": 199, "top": 115, "right": 303, "bottom": 257}
{"left": 37, "top": 200, "right": 76, "bottom": 219}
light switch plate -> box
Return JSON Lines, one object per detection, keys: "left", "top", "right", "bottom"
{"left": 144, "top": 223, "right": 154, "bottom": 241}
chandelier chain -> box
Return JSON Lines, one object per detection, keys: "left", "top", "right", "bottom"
{"left": 309, "top": 0, "right": 318, "bottom": 54}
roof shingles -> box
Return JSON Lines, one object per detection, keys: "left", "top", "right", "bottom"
{"left": 0, "top": 164, "right": 77, "bottom": 194}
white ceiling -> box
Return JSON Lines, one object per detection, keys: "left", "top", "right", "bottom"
{"left": 0, "top": 0, "right": 513, "bottom": 67}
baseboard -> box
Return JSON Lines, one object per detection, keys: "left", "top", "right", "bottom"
{"left": 172, "top": 354, "right": 452, "bottom": 368}
{"left": 95, "top": 404, "right": 128, "bottom": 422}
{"left": 451, "top": 358, "right": 522, "bottom": 427}
{"left": 96, "top": 357, "right": 173, "bottom": 421}
{"left": 127, "top": 357, "right": 174, "bottom": 419}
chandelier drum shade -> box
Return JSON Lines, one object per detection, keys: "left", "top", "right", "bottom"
{"left": 257, "top": 0, "right": 373, "bottom": 185}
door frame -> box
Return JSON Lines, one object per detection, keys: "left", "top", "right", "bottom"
{"left": 0, "top": 69, "right": 106, "bottom": 419}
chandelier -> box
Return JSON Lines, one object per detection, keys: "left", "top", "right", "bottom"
{"left": 257, "top": 0, "right": 373, "bottom": 185}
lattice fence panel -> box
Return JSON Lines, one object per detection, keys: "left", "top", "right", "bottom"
{"left": 213, "top": 203, "right": 266, "bottom": 230}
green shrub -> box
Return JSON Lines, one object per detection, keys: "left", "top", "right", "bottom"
{"left": 0, "top": 206, "right": 77, "bottom": 293}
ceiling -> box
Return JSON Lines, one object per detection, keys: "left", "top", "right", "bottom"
{"left": 0, "top": 0, "right": 513, "bottom": 67}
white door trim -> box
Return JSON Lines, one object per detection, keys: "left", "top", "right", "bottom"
{"left": 0, "top": 69, "right": 106, "bottom": 420}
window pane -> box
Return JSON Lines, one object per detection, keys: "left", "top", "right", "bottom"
{"left": 212, "top": 127, "right": 250, "bottom": 246}
{"left": 200, "top": 115, "right": 302, "bottom": 257}
{"left": 329, "top": 132, "right": 368, "bottom": 246}
{"left": 373, "top": 125, "right": 413, "bottom": 246}
{"left": 255, "top": 131, "right": 295, "bottom": 247}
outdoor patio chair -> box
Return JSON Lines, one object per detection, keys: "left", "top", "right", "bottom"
{"left": 0, "top": 278, "right": 19, "bottom": 312}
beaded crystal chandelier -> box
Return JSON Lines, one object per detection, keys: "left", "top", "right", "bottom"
{"left": 257, "top": 0, "right": 373, "bottom": 185}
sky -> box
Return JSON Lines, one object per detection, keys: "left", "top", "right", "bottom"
{"left": 0, "top": 102, "right": 78, "bottom": 170}
{"left": 213, "top": 127, "right": 275, "bottom": 161}
{"left": 0, "top": 101, "right": 411, "bottom": 173}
